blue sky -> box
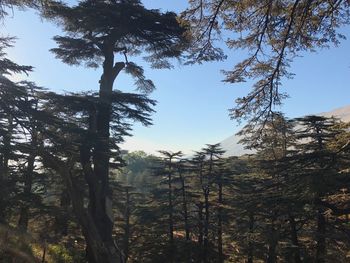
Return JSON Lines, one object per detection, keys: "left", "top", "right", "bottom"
{"left": 2, "top": 1, "right": 350, "bottom": 154}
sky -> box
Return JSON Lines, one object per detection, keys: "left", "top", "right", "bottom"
{"left": 2, "top": 1, "right": 350, "bottom": 155}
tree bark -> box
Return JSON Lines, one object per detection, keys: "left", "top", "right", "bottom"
{"left": 203, "top": 189, "right": 209, "bottom": 263}
{"left": 124, "top": 188, "right": 130, "bottom": 263}
{"left": 0, "top": 115, "right": 13, "bottom": 223}
{"left": 40, "top": 150, "right": 122, "bottom": 263}
{"left": 168, "top": 160, "right": 174, "bottom": 262}
{"left": 197, "top": 202, "right": 203, "bottom": 263}
{"left": 315, "top": 209, "right": 326, "bottom": 263}
{"left": 18, "top": 130, "right": 37, "bottom": 231}
{"left": 180, "top": 174, "right": 190, "bottom": 241}
{"left": 315, "top": 126, "right": 326, "bottom": 263}
{"left": 81, "top": 43, "right": 125, "bottom": 262}
{"left": 267, "top": 218, "right": 278, "bottom": 263}
{"left": 289, "top": 214, "right": 301, "bottom": 263}
{"left": 92, "top": 50, "right": 114, "bottom": 244}
{"left": 247, "top": 213, "right": 254, "bottom": 263}
{"left": 54, "top": 188, "right": 70, "bottom": 236}
{"left": 17, "top": 153, "right": 35, "bottom": 231}
{"left": 180, "top": 172, "right": 191, "bottom": 263}
{"left": 217, "top": 178, "right": 223, "bottom": 263}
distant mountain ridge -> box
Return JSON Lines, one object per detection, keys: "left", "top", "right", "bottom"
{"left": 321, "top": 104, "right": 350, "bottom": 122}
{"left": 220, "top": 105, "right": 350, "bottom": 157}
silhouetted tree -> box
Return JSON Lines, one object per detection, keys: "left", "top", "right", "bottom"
{"left": 44, "top": 1, "right": 188, "bottom": 261}
{"left": 158, "top": 150, "right": 183, "bottom": 261}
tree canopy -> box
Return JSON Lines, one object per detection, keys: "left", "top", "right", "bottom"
{"left": 0, "top": 1, "right": 349, "bottom": 263}
{"left": 183, "top": 0, "right": 350, "bottom": 122}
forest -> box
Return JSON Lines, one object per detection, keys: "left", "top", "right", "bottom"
{"left": 0, "top": 0, "right": 350, "bottom": 262}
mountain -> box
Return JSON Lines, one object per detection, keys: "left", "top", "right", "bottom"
{"left": 220, "top": 105, "right": 350, "bottom": 156}
{"left": 220, "top": 132, "right": 249, "bottom": 157}
{"left": 321, "top": 104, "right": 350, "bottom": 122}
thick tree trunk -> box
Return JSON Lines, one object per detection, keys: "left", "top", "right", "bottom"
{"left": 83, "top": 47, "right": 125, "bottom": 262}
{"left": 92, "top": 100, "right": 114, "bottom": 239}
{"left": 41, "top": 147, "right": 122, "bottom": 263}
{"left": 93, "top": 77, "right": 113, "bottom": 244}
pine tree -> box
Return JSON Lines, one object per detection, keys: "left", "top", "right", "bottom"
{"left": 42, "top": 1, "right": 188, "bottom": 261}
{"left": 157, "top": 150, "right": 183, "bottom": 261}
{"left": 0, "top": 38, "right": 35, "bottom": 223}
{"left": 292, "top": 116, "right": 341, "bottom": 262}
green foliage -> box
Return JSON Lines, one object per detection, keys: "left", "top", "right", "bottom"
{"left": 46, "top": 244, "right": 85, "bottom": 263}
{"left": 0, "top": 1, "right": 349, "bottom": 263}
{"left": 183, "top": 0, "right": 350, "bottom": 121}
{"left": 47, "top": 0, "right": 189, "bottom": 93}
{"left": 48, "top": 244, "right": 74, "bottom": 263}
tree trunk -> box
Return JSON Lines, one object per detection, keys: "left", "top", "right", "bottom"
{"left": 168, "top": 164, "right": 174, "bottom": 261}
{"left": 247, "top": 213, "right": 254, "bottom": 263}
{"left": 197, "top": 202, "right": 203, "bottom": 263}
{"left": 84, "top": 47, "right": 125, "bottom": 262}
{"left": 203, "top": 190, "right": 209, "bottom": 263}
{"left": 69, "top": 167, "right": 121, "bottom": 263}
{"left": 0, "top": 116, "right": 13, "bottom": 223}
{"left": 18, "top": 131, "right": 37, "bottom": 231}
{"left": 217, "top": 179, "right": 223, "bottom": 263}
{"left": 181, "top": 176, "right": 190, "bottom": 241}
{"left": 0, "top": 154, "right": 4, "bottom": 223}
{"left": 41, "top": 151, "right": 122, "bottom": 263}
{"left": 289, "top": 214, "right": 301, "bottom": 263}
{"left": 267, "top": 219, "right": 278, "bottom": 263}
{"left": 180, "top": 174, "right": 191, "bottom": 263}
{"left": 267, "top": 240, "right": 277, "bottom": 263}
{"left": 315, "top": 209, "right": 326, "bottom": 263}
{"left": 17, "top": 155, "right": 34, "bottom": 231}
{"left": 314, "top": 124, "right": 326, "bottom": 263}
{"left": 93, "top": 80, "right": 113, "bottom": 245}
{"left": 54, "top": 188, "right": 70, "bottom": 236}
{"left": 124, "top": 188, "right": 130, "bottom": 263}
